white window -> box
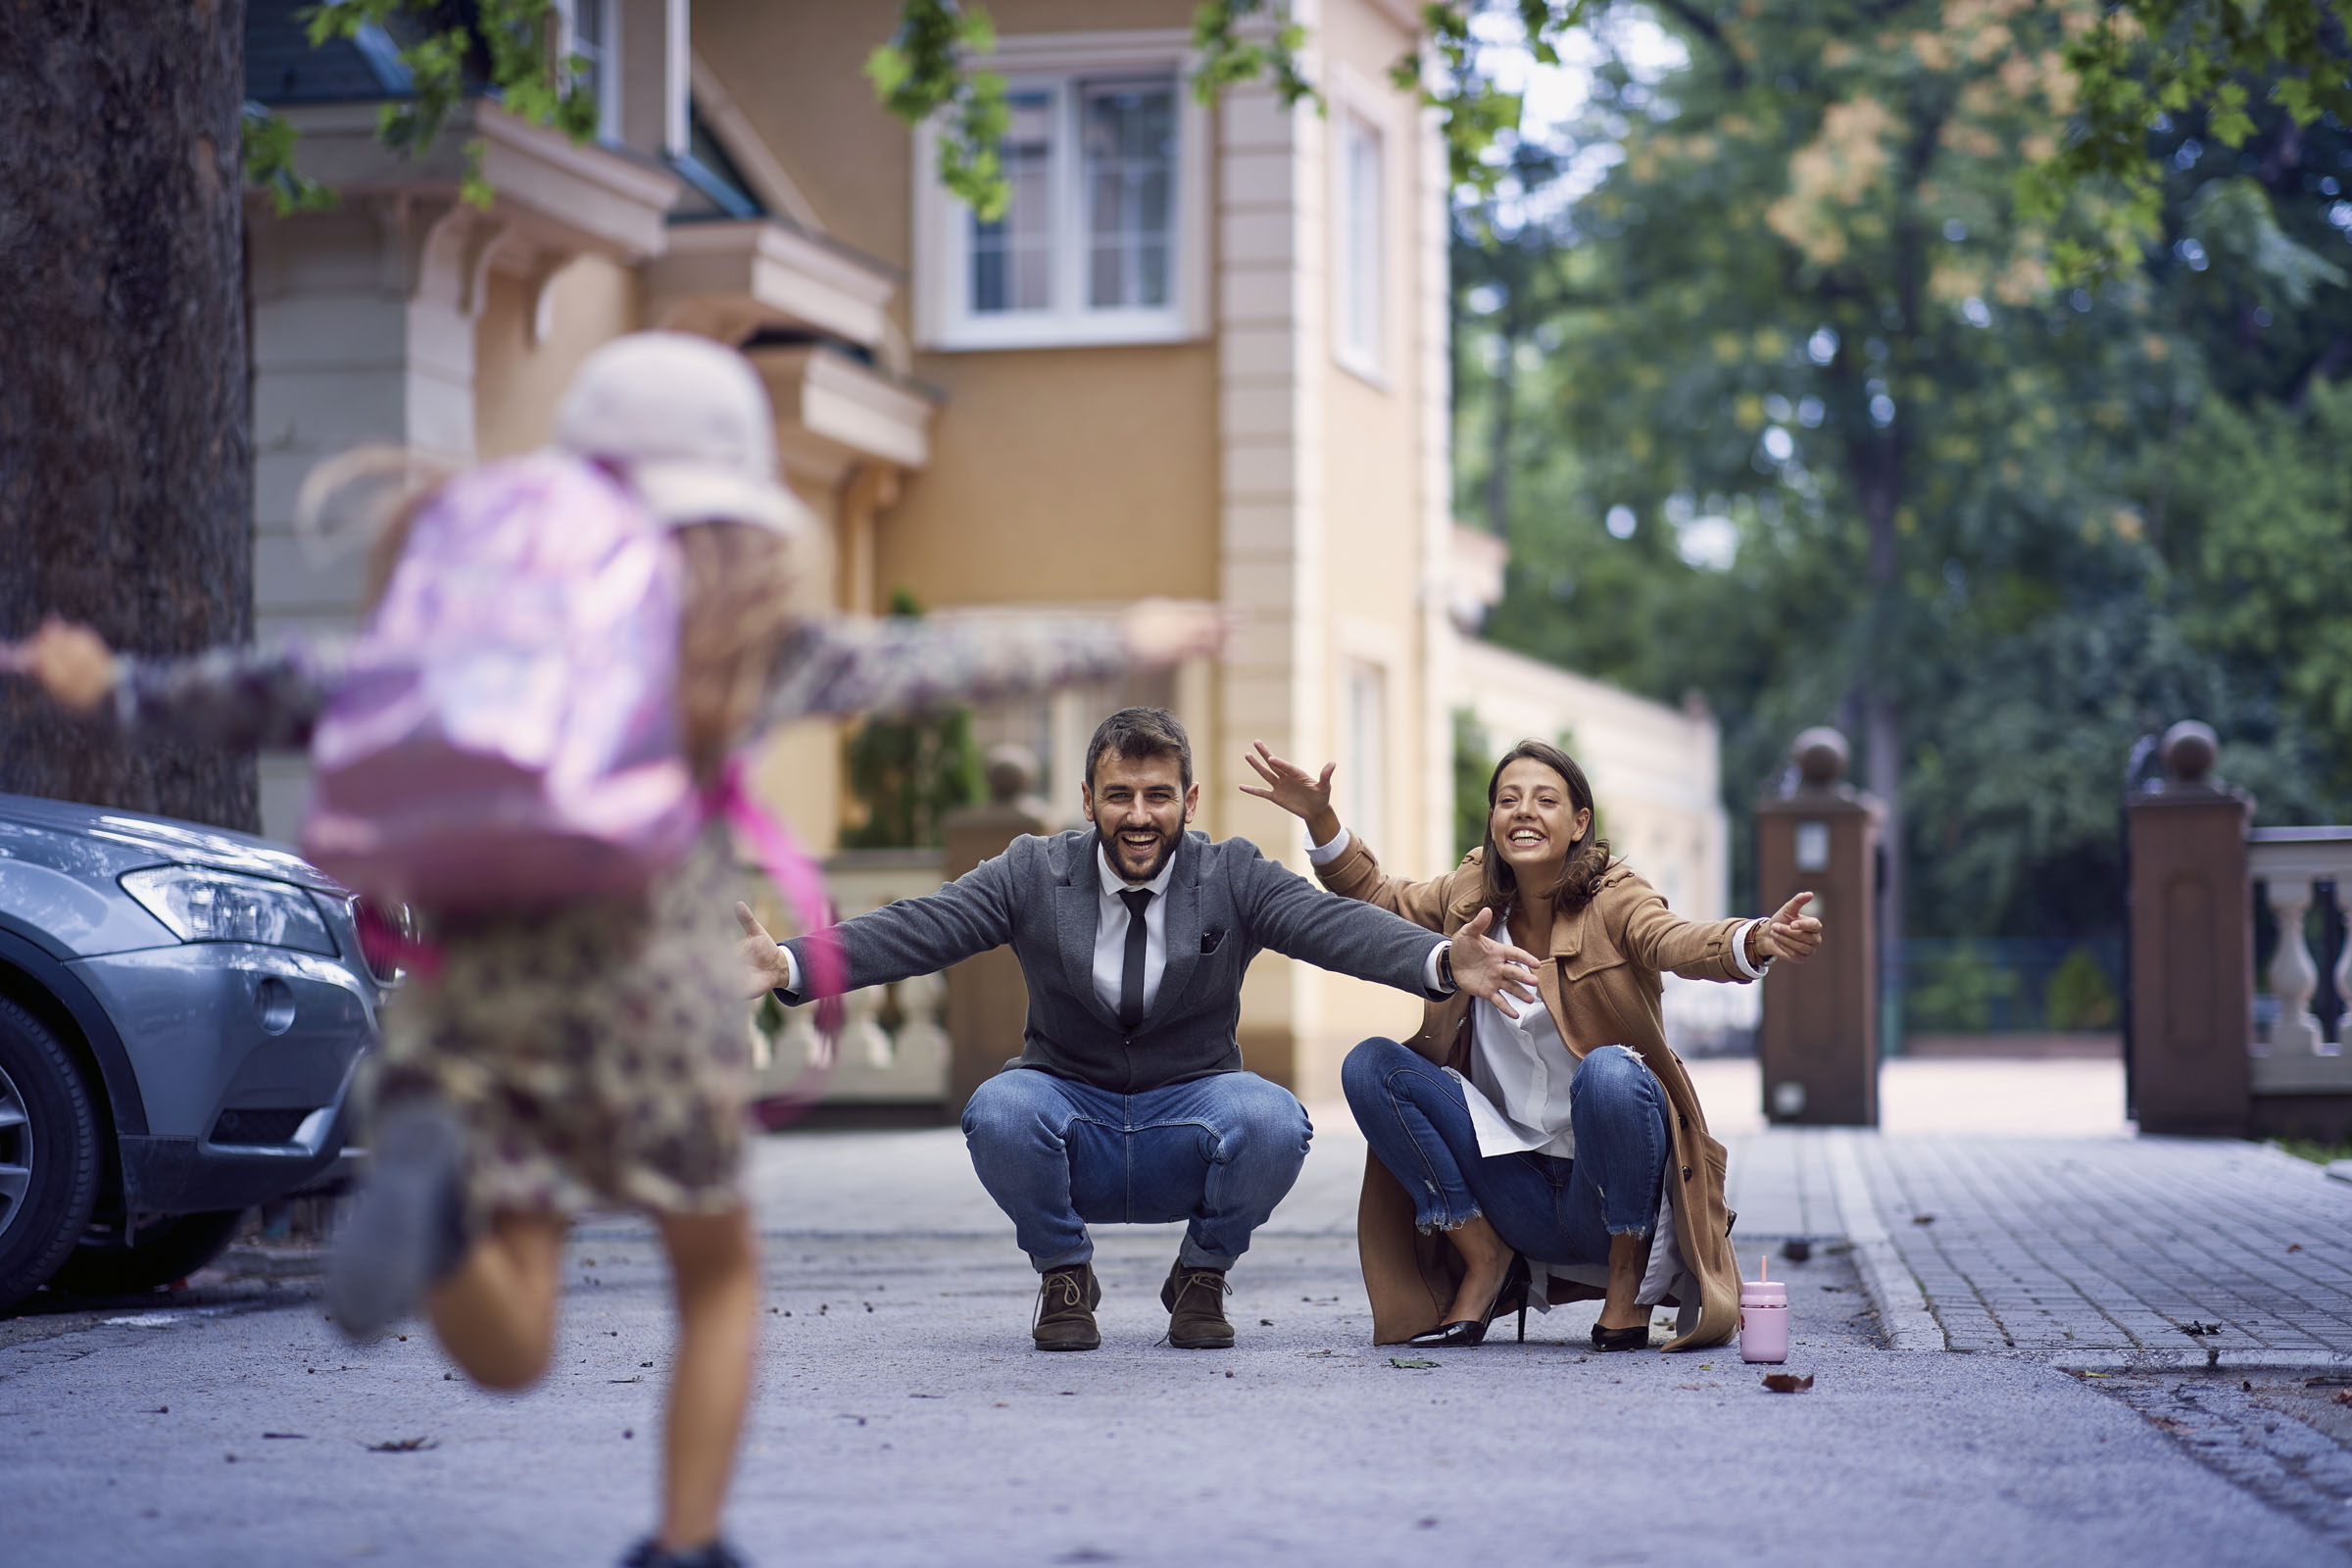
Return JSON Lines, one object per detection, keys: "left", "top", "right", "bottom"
{"left": 558, "top": 0, "right": 622, "bottom": 141}
{"left": 1347, "top": 661, "right": 1388, "bottom": 847}
{"left": 914, "top": 35, "right": 1208, "bottom": 351}
{"left": 1334, "top": 108, "right": 1386, "bottom": 380}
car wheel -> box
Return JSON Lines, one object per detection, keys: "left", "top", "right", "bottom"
{"left": 0, "top": 995, "right": 103, "bottom": 1311}
{"left": 47, "top": 1208, "right": 248, "bottom": 1297}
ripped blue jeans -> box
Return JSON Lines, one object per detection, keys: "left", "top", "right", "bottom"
{"left": 1341, "top": 1037, "right": 1669, "bottom": 1265}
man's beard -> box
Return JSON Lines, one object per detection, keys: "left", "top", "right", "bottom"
{"left": 1105, "top": 822, "right": 1181, "bottom": 882}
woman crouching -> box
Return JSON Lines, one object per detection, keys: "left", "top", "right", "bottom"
{"left": 1243, "top": 738, "right": 1821, "bottom": 1351}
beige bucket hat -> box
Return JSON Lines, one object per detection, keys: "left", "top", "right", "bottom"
{"left": 554, "top": 330, "right": 816, "bottom": 535}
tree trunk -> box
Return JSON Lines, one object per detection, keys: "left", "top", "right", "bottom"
{"left": 0, "top": 1, "right": 256, "bottom": 831}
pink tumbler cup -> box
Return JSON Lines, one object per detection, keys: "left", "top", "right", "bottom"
{"left": 1740, "top": 1278, "right": 1788, "bottom": 1363}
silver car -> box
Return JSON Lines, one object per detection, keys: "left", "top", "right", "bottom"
{"left": 0, "top": 791, "right": 385, "bottom": 1307}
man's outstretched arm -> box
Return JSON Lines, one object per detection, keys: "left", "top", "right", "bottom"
{"left": 737, "top": 852, "right": 1019, "bottom": 1002}
{"left": 1237, "top": 849, "right": 1539, "bottom": 1015}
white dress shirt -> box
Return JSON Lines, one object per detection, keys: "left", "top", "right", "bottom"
{"left": 1092, "top": 841, "right": 1178, "bottom": 1021}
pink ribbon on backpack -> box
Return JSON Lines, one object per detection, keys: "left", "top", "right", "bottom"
{"left": 710, "top": 756, "right": 850, "bottom": 1130}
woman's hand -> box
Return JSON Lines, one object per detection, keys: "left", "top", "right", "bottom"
{"left": 735, "top": 902, "right": 793, "bottom": 1000}
{"left": 1120, "top": 599, "right": 1229, "bottom": 666}
{"left": 1753, "top": 892, "right": 1824, "bottom": 963}
{"left": 1446, "top": 906, "right": 1543, "bottom": 1019}
{"left": 5, "top": 617, "right": 117, "bottom": 712}
{"left": 1239, "top": 741, "right": 1342, "bottom": 847}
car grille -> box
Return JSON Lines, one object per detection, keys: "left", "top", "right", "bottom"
{"left": 210, "top": 1107, "right": 315, "bottom": 1146}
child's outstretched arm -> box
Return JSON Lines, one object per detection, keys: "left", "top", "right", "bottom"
{"left": 754, "top": 599, "right": 1225, "bottom": 730}
{"left": 3, "top": 616, "right": 344, "bottom": 752}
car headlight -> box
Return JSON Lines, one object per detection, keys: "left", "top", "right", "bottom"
{"left": 120, "top": 866, "right": 337, "bottom": 956}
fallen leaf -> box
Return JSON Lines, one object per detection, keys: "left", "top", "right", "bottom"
{"left": 1388, "top": 1357, "right": 1440, "bottom": 1370}
{"left": 262, "top": 1432, "right": 305, "bottom": 1441}
{"left": 1911, "top": 1214, "right": 1936, "bottom": 1226}
{"left": 2289, "top": 1244, "right": 2303, "bottom": 1252}
{"left": 1259, "top": 1319, "right": 1274, "bottom": 1326}
{"left": 365, "top": 1437, "right": 437, "bottom": 1453}
{"left": 2180, "top": 1321, "right": 2223, "bottom": 1337}
{"left": 2304, "top": 1375, "right": 2352, "bottom": 1388}
{"left": 609, "top": 1377, "right": 642, "bottom": 1385}
{"left": 2332, "top": 1391, "right": 2352, "bottom": 1407}
{"left": 1761, "top": 1373, "right": 1814, "bottom": 1393}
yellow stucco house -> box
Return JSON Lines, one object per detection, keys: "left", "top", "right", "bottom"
{"left": 245, "top": 0, "right": 1732, "bottom": 1101}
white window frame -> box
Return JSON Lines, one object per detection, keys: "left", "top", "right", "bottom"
{"left": 557, "top": 0, "right": 624, "bottom": 143}
{"left": 1330, "top": 70, "right": 1394, "bottom": 386}
{"left": 912, "top": 30, "right": 1210, "bottom": 352}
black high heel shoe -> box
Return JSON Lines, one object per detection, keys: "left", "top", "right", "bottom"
{"left": 1408, "top": 1253, "right": 1531, "bottom": 1348}
{"left": 1590, "top": 1317, "right": 1650, "bottom": 1351}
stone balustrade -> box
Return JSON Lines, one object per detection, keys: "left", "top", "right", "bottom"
{"left": 2249, "top": 828, "right": 2352, "bottom": 1094}
{"left": 741, "top": 848, "right": 951, "bottom": 1109}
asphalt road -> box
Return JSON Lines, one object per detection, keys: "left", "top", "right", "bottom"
{"left": 1, "top": 1123, "right": 2341, "bottom": 1567}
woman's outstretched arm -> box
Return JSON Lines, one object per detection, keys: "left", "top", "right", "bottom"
{"left": 752, "top": 600, "right": 1223, "bottom": 731}
{"left": 1241, "top": 741, "right": 1461, "bottom": 933}
{"left": 5, "top": 617, "right": 344, "bottom": 752}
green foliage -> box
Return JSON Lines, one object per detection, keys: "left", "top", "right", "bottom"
{"left": 1192, "top": 2, "right": 1317, "bottom": 111}
{"left": 842, "top": 591, "right": 984, "bottom": 850}
{"left": 2028, "top": 0, "right": 2352, "bottom": 272}
{"left": 1451, "top": 706, "right": 1492, "bottom": 858}
{"left": 865, "top": 0, "right": 1013, "bottom": 220}
{"left": 2044, "top": 944, "right": 2120, "bottom": 1031}
{"left": 1394, "top": 2, "right": 1596, "bottom": 192}
{"left": 1906, "top": 942, "right": 2021, "bottom": 1033}
{"left": 245, "top": 0, "right": 600, "bottom": 212}
{"left": 1458, "top": 0, "right": 2352, "bottom": 947}
{"left": 242, "top": 102, "right": 336, "bottom": 217}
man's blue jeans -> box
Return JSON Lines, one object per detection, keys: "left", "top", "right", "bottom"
{"left": 961, "top": 1067, "right": 1312, "bottom": 1272}
{"left": 1341, "top": 1037, "right": 1668, "bottom": 1265}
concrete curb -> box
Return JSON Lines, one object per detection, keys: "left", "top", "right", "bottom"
{"left": 1824, "top": 1132, "right": 1946, "bottom": 1352}
{"left": 2055, "top": 1348, "right": 2352, "bottom": 1375}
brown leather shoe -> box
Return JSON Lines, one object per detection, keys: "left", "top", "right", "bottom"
{"left": 1160, "top": 1260, "right": 1235, "bottom": 1349}
{"left": 1032, "top": 1262, "right": 1102, "bottom": 1351}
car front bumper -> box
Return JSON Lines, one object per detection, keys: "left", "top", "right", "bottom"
{"left": 67, "top": 942, "right": 377, "bottom": 1215}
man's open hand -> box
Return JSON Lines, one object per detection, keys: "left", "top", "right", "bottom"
{"left": 1755, "top": 892, "right": 1824, "bottom": 963}
{"left": 1446, "top": 906, "right": 1543, "bottom": 1019}
{"left": 736, "top": 901, "right": 791, "bottom": 1000}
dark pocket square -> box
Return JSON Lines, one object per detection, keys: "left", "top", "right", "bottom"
{"left": 1200, "top": 927, "right": 1226, "bottom": 955}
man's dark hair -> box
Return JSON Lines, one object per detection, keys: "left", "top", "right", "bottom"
{"left": 1084, "top": 707, "right": 1193, "bottom": 792}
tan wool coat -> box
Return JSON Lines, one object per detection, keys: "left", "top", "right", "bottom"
{"left": 1314, "top": 835, "right": 1749, "bottom": 1351}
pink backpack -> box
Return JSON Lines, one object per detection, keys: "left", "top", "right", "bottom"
{"left": 302, "top": 454, "right": 847, "bottom": 1032}
{"left": 303, "top": 453, "right": 700, "bottom": 911}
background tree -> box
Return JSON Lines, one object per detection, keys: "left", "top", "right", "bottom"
{"left": 0, "top": 2, "right": 257, "bottom": 828}
{"left": 1453, "top": 0, "right": 2352, "bottom": 1025}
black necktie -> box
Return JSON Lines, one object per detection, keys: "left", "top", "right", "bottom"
{"left": 1117, "top": 888, "right": 1154, "bottom": 1033}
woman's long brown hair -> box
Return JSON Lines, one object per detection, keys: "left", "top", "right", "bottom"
{"left": 1478, "top": 739, "right": 1613, "bottom": 920}
{"left": 358, "top": 467, "right": 804, "bottom": 785}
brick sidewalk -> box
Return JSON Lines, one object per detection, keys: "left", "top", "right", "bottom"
{"left": 1725, "top": 1127, "right": 2352, "bottom": 1362}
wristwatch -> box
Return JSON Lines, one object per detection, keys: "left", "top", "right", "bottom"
{"left": 1437, "top": 941, "right": 1456, "bottom": 993}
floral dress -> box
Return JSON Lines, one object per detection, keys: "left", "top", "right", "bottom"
{"left": 115, "top": 615, "right": 1135, "bottom": 1218}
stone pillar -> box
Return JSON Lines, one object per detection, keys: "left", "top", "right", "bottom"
{"left": 941, "top": 746, "right": 1052, "bottom": 1119}
{"left": 2126, "top": 722, "right": 2254, "bottom": 1136}
{"left": 1755, "top": 728, "right": 1884, "bottom": 1126}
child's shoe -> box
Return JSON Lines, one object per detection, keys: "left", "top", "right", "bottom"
{"left": 325, "top": 1099, "right": 470, "bottom": 1339}
{"left": 619, "top": 1537, "right": 750, "bottom": 1568}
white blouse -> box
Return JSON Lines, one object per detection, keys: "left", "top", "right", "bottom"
{"left": 1450, "top": 995, "right": 1583, "bottom": 1159}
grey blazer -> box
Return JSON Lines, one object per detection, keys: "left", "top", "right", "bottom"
{"left": 782, "top": 828, "right": 1446, "bottom": 1093}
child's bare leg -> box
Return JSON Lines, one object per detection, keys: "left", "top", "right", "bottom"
{"left": 426, "top": 1211, "right": 568, "bottom": 1389}
{"left": 654, "top": 1205, "right": 759, "bottom": 1553}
